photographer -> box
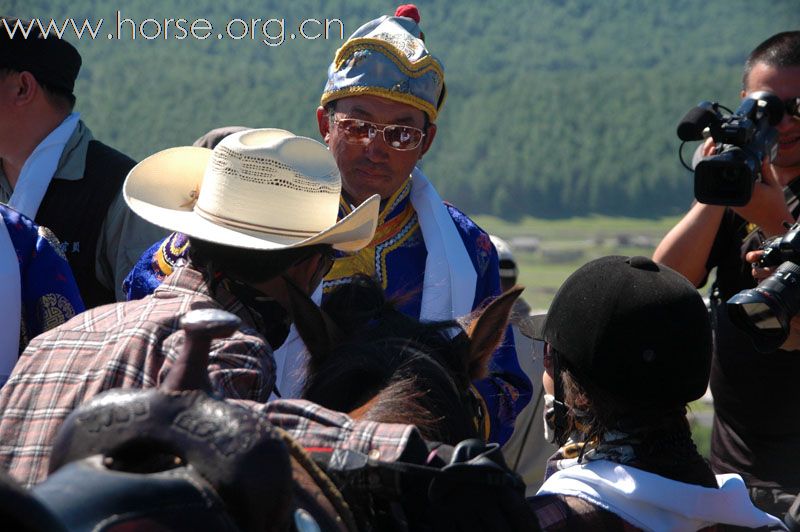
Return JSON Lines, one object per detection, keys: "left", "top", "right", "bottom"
{"left": 653, "top": 31, "right": 800, "bottom": 517}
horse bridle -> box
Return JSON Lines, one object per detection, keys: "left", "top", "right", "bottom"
{"left": 467, "top": 384, "right": 491, "bottom": 441}
{"left": 400, "top": 340, "right": 489, "bottom": 441}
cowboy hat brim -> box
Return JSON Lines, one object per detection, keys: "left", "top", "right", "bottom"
{"left": 124, "top": 146, "right": 379, "bottom": 252}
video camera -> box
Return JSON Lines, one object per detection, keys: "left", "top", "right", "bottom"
{"left": 677, "top": 91, "right": 784, "bottom": 206}
{"left": 727, "top": 222, "right": 800, "bottom": 352}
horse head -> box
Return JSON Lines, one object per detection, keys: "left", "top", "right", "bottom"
{"left": 290, "top": 275, "right": 522, "bottom": 445}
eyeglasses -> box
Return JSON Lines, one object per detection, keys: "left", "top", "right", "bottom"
{"left": 290, "top": 246, "right": 336, "bottom": 291}
{"left": 317, "top": 246, "right": 336, "bottom": 279}
{"left": 307, "top": 246, "right": 335, "bottom": 286}
{"left": 786, "top": 97, "right": 800, "bottom": 119}
{"left": 333, "top": 117, "right": 425, "bottom": 151}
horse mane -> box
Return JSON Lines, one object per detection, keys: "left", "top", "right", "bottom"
{"left": 302, "top": 276, "right": 479, "bottom": 443}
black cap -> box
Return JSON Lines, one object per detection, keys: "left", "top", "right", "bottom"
{"left": 0, "top": 16, "right": 81, "bottom": 95}
{"left": 533, "top": 255, "right": 712, "bottom": 408}
{"left": 192, "top": 126, "right": 252, "bottom": 149}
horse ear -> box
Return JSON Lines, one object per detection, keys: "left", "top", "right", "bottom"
{"left": 465, "top": 286, "right": 524, "bottom": 380}
{"left": 283, "top": 277, "right": 343, "bottom": 372}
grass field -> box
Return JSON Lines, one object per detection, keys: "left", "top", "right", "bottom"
{"left": 473, "top": 215, "right": 683, "bottom": 310}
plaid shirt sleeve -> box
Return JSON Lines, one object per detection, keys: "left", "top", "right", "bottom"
{"left": 249, "top": 399, "right": 418, "bottom": 462}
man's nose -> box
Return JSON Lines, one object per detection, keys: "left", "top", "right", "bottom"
{"left": 363, "top": 130, "right": 390, "bottom": 161}
{"left": 777, "top": 109, "right": 799, "bottom": 131}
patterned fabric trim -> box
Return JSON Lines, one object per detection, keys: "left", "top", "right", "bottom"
{"left": 325, "top": 179, "right": 418, "bottom": 291}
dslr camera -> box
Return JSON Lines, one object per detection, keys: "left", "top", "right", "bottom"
{"left": 677, "top": 91, "right": 784, "bottom": 206}
{"left": 727, "top": 223, "right": 800, "bottom": 352}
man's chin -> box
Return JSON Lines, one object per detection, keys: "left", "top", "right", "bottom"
{"left": 342, "top": 187, "right": 390, "bottom": 207}
{"left": 773, "top": 151, "right": 800, "bottom": 171}
{"left": 343, "top": 177, "right": 402, "bottom": 205}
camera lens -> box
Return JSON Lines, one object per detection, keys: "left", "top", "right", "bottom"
{"left": 727, "top": 261, "right": 800, "bottom": 352}
{"left": 736, "top": 301, "right": 782, "bottom": 331}
{"left": 694, "top": 148, "right": 755, "bottom": 206}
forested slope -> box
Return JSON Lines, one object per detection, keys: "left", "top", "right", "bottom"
{"left": 10, "top": 0, "right": 799, "bottom": 218}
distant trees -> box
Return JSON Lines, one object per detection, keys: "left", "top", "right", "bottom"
{"left": 21, "top": 0, "right": 798, "bottom": 219}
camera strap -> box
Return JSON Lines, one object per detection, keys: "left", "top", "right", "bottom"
{"left": 738, "top": 175, "right": 800, "bottom": 254}
{"left": 784, "top": 174, "right": 800, "bottom": 221}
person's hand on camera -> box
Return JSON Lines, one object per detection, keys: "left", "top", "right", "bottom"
{"left": 780, "top": 316, "right": 800, "bottom": 352}
{"left": 743, "top": 249, "right": 800, "bottom": 351}
{"left": 744, "top": 249, "right": 777, "bottom": 281}
{"left": 721, "top": 144, "right": 794, "bottom": 236}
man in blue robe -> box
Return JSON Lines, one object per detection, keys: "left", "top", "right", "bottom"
{"left": 0, "top": 204, "right": 83, "bottom": 385}
{"left": 123, "top": 5, "right": 531, "bottom": 445}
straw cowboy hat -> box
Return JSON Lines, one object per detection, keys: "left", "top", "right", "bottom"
{"left": 124, "top": 128, "right": 379, "bottom": 252}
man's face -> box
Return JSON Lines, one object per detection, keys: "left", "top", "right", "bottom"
{"left": 317, "top": 95, "right": 437, "bottom": 205}
{"left": 744, "top": 63, "right": 800, "bottom": 170}
{"left": 0, "top": 70, "right": 20, "bottom": 155}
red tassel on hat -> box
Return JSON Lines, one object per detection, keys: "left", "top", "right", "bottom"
{"left": 395, "top": 4, "right": 421, "bottom": 23}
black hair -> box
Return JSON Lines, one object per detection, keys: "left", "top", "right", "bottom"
{"left": 743, "top": 31, "right": 800, "bottom": 90}
{"left": 557, "top": 361, "right": 716, "bottom": 488}
{"left": 187, "top": 237, "right": 330, "bottom": 285}
{"left": 39, "top": 81, "right": 76, "bottom": 110}
{"left": 0, "top": 67, "right": 75, "bottom": 110}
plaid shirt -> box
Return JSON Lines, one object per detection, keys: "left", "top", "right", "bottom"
{"left": 529, "top": 494, "right": 643, "bottom": 531}
{"left": 255, "top": 399, "right": 420, "bottom": 463}
{"left": 0, "top": 266, "right": 276, "bottom": 487}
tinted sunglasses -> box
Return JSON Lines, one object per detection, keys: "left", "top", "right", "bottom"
{"left": 333, "top": 117, "right": 425, "bottom": 151}
{"left": 786, "top": 96, "right": 800, "bottom": 119}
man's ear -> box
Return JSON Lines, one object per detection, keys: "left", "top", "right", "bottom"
{"left": 419, "top": 122, "right": 436, "bottom": 158}
{"left": 12, "top": 71, "right": 38, "bottom": 107}
{"left": 316, "top": 106, "right": 331, "bottom": 145}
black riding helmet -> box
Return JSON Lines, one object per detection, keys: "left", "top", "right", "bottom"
{"left": 532, "top": 256, "right": 712, "bottom": 444}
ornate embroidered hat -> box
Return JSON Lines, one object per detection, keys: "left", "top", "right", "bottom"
{"left": 320, "top": 4, "right": 446, "bottom": 121}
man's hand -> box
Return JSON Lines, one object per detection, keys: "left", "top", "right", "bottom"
{"left": 744, "top": 250, "right": 800, "bottom": 352}
{"left": 780, "top": 316, "right": 800, "bottom": 352}
{"left": 744, "top": 250, "right": 776, "bottom": 281}
{"left": 705, "top": 138, "right": 795, "bottom": 236}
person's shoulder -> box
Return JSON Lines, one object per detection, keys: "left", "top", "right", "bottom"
{"left": 443, "top": 201, "right": 496, "bottom": 267}
{"left": 444, "top": 202, "right": 484, "bottom": 234}
{"left": 438, "top": 202, "right": 499, "bottom": 284}
{"left": 22, "top": 302, "right": 111, "bottom": 349}
{"left": 86, "top": 139, "right": 137, "bottom": 174}
{"left": 0, "top": 205, "right": 54, "bottom": 259}
{"left": 0, "top": 204, "right": 37, "bottom": 237}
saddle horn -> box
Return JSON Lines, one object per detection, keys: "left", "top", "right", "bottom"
{"left": 162, "top": 308, "right": 241, "bottom": 394}
{"left": 42, "top": 308, "right": 295, "bottom": 532}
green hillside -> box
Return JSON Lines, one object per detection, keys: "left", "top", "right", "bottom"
{"left": 9, "top": 0, "right": 799, "bottom": 219}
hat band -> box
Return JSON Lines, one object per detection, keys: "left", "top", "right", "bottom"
{"left": 321, "top": 86, "right": 439, "bottom": 122}
{"left": 194, "top": 204, "right": 320, "bottom": 238}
